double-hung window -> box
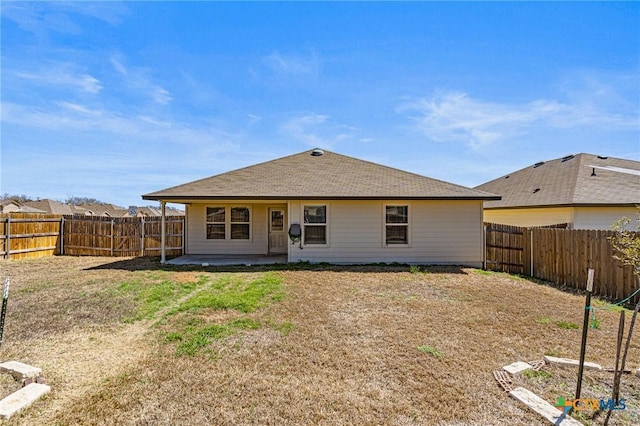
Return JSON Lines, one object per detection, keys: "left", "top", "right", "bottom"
{"left": 230, "top": 207, "right": 250, "bottom": 240}
{"left": 303, "top": 205, "right": 327, "bottom": 245}
{"left": 385, "top": 205, "right": 409, "bottom": 245}
{"left": 206, "top": 207, "right": 226, "bottom": 240}
{"left": 206, "top": 206, "right": 251, "bottom": 240}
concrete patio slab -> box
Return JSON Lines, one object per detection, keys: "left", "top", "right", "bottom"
{"left": 166, "top": 254, "right": 288, "bottom": 266}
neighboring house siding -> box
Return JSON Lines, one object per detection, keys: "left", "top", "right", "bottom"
{"left": 483, "top": 207, "right": 574, "bottom": 228}
{"left": 289, "top": 200, "right": 483, "bottom": 266}
{"left": 573, "top": 206, "right": 638, "bottom": 230}
{"left": 187, "top": 203, "right": 269, "bottom": 255}
{"left": 483, "top": 206, "right": 637, "bottom": 230}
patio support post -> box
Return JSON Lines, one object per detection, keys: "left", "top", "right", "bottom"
{"left": 161, "top": 201, "right": 166, "bottom": 264}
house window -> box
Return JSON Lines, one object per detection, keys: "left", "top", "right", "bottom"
{"left": 230, "top": 207, "right": 250, "bottom": 240}
{"left": 385, "top": 205, "right": 409, "bottom": 245}
{"left": 303, "top": 205, "right": 327, "bottom": 245}
{"left": 206, "top": 207, "right": 225, "bottom": 239}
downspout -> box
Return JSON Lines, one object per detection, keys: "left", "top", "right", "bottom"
{"left": 161, "top": 201, "right": 166, "bottom": 264}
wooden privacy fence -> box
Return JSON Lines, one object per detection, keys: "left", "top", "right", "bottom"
{"left": 62, "top": 215, "right": 184, "bottom": 257}
{"left": 485, "top": 223, "right": 638, "bottom": 304}
{"left": 0, "top": 213, "right": 184, "bottom": 259}
{"left": 0, "top": 213, "right": 62, "bottom": 260}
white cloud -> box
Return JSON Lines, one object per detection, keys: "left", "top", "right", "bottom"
{"left": 263, "top": 51, "right": 320, "bottom": 75}
{"left": 399, "top": 87, "right": 639, "bottom": 150}
{"left": 1, "top": 2, "right": 128, "bottom": 35}
{"left": 280, "top": 113, "right": 353, "bottom": 148}
{"left": 109, "top": 54, "right": 173, "bottom": 105}
{"left": 1, "top": 101, "right": 234, "bottom": 149}
{"left": 15, "top": 68, "right": 103, "bottom": 94}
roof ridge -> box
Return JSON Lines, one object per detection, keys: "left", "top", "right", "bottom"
{"left": 143, "top": 148, "right": 500, "bottom": 200}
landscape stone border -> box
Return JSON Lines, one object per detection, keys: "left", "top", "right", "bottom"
{"left": 495, "top": 357, "right": 591, "bottom": 426}
{"left": 0, "top": 361, "right": 50, "bottom": 420}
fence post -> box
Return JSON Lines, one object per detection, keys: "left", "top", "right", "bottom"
{"left": 60, "top": 216, "right": 65, "bottom": 255}
{"left": 482, "top": 224, "right": 487, "bottom": 270}
{"left": 141, "top": 217, "right": 145, "bottom": 257}
{"left": 5, "top": 216, "right": 10, "bottom": 260}
{"left": 530, "top": 228, "right": 534, "bottom": 277}
{"left": 110, "top": 219, "right": 115, "bottom": 256}
{"left": 181, "top": 216, "right": 185, "bottom": 255}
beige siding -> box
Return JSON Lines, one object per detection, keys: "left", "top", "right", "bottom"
{"left": 289, "top": 200, "right": 483, "bottom": 266}
{"left": 187, "top": 203, "right": 268, "bottom": 254}
{"left": 483, "top": 207, "right": 574, "bottom": 227}
{"left": 484, "top": 206, "right": 638, "bottom": 230}
{"left": 573, "top": 207, "right": 639, "bottom": 230}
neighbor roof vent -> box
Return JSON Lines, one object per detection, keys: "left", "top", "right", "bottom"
{"left": 561, "top": 154, "right": 575, "bottom": 162}
{"left": 311, "top": 148, "right": 324, "bottom": 156}
{"left": 533, "top": 161, "right": 545, "bottom": 168}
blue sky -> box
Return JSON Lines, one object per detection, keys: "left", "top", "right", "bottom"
{"left": 2, "top": 1, "right": 639, "bottom": 208}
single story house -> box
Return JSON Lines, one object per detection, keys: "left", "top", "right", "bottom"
{"left": 475, "top": 153, "right": 640, "bottom": 230}
{"left": 143, "top": 149, "right": 500, "bottom": 266}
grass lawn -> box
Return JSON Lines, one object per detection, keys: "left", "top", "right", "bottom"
{"left": 1, "top": 256, "right": 639, "bottom": 425}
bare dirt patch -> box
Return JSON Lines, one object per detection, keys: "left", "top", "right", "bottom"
{"left": 0, "top": 257, "right": 638, "bottom": 425}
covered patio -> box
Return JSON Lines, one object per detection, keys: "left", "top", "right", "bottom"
{"left": 166, "top": 254, "right": 288, "bottom": 266}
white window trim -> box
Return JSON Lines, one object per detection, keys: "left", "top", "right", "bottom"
{"left": 205, "top": 205, "right": 253, "bottom": 241}
{"left": 383, "top": 203, "right": 411, "bottom": 247}
{"left": 302, "top": 203, "right": 330, "bottom": 247}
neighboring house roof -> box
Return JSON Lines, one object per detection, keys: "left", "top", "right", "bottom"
{"left": 0, "top": 200, "right": 21, "bottom": 213}
{"left": 77, "top": 203, "right": 128, "bottom": 217}
{"left": 475, "top": 153, "right": 640, "bottom": 209}
{"left": 23, "top": 199, "right": 81, "bottom": 215}
{"left": 123, "top": 206, "right": 185, "bottom": 217}
{"left": 16, "top": 205, "right": 48, "bottom": 213}
{"left": 143, "top": 149, "right": 500, "bottom": 201}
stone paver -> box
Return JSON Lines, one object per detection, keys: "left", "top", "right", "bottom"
{"left": 502, "top": 361, "right": 532, "bottom": 375}
{"left": 0, "top": 383, "right": 50, "bottom": 419}
{"left": 509, "top": 387, "right": 583, "bottom": 426}
{"left": 0, "top": 361, "right": 42, "bottom": 380}
{"left": 543, "top": 355, "right": 602, "bottom": 370}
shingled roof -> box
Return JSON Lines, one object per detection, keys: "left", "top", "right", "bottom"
{"left": 143, "top": 149, "right": 500, "bottom": 201}
{"left": 475, "top": 153, "right": 640, "bottom": 209}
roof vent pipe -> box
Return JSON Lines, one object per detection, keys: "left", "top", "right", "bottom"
{"left": 311, "top": 149, "right": 324, "bottom": 156}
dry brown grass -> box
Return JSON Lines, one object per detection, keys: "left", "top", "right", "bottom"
{"left": 0, "top": 256, "right": 638, "bottom": 425}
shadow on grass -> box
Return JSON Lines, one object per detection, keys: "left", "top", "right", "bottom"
{"left": 84, "top": 256, "right": 470, "bottom": 275}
